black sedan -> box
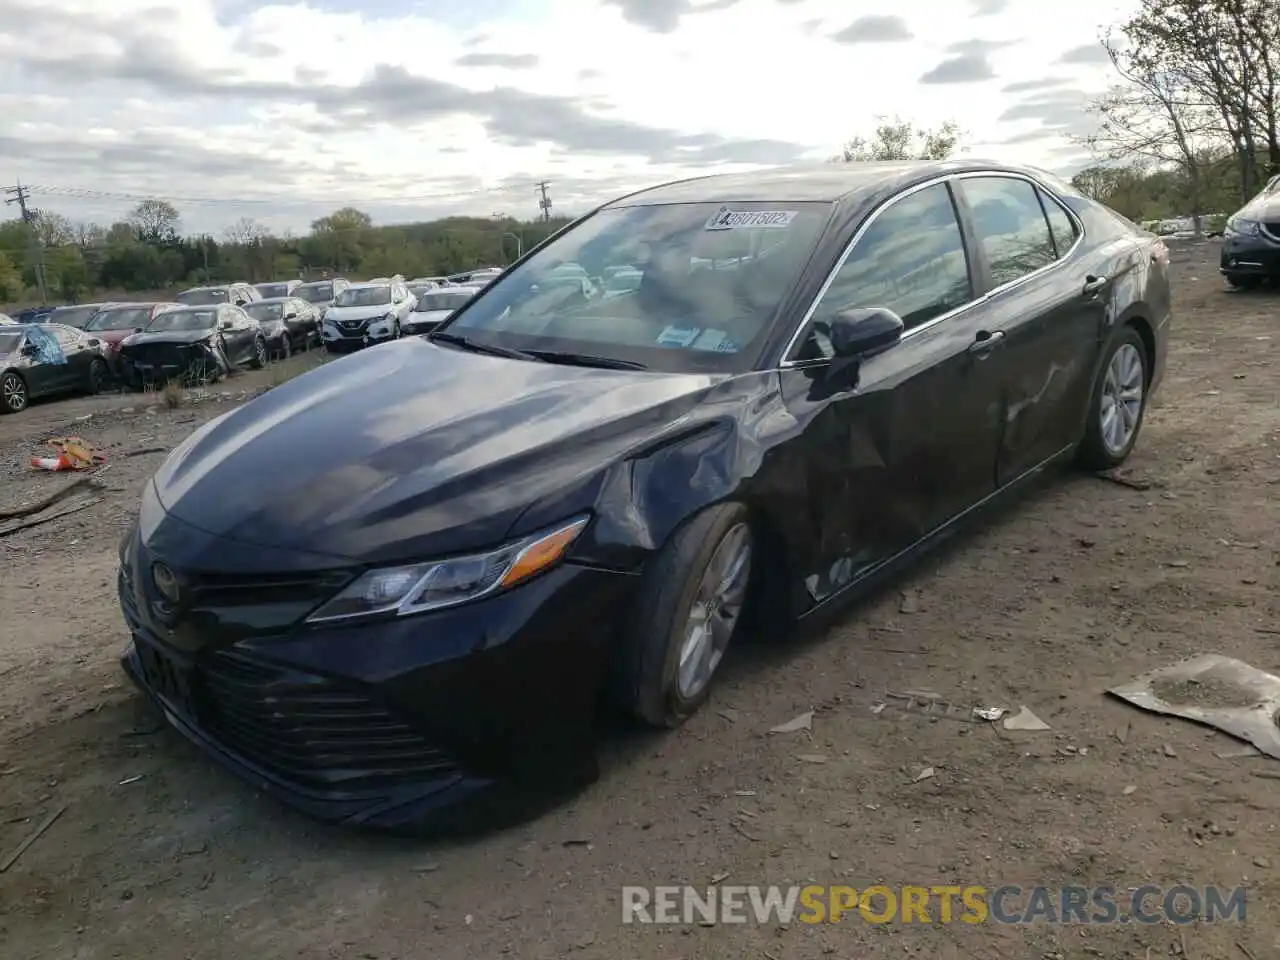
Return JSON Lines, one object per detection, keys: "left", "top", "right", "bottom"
{"left": 1219, "top": 172, "right": 1280, "bottom": 289}
{"left": 243, "top": 297, "right": 320, "bottom": 358}
{"left": 117, "top": 160, "right": 1171, "bottom": 829}
{"left": 1, "top": 323, "right": 111, "bottom": 413}
{"left": 118, "top": 305, "right": 267, "bottom": 387}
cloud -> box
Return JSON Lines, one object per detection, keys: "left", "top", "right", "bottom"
{"left": 454, "top": 52, "right": 540, "bottom": 68}
{"left": 600, "top": 0, "right": 743, "bottom": 33}
{"left": 1058, "top": 42, "right": 1111, "bottom": 65}
{"left": 920, "top": 54, "right": 996, "bottom": 84}
{"left": 830, "top": 15, "right": 913, "bottom": 43}
{"left": 1002, "top": 78, "right": 1070, "bottom": 94}
{"left": 996, "top": 89, "right": 1099, "bottom": 143}
{"left": 968, "top": 0, "right": 1010, "bottom": 13}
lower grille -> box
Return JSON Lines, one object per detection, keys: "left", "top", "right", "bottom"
{"left": 196, "top": 650, "right": 456, "bottom": 790}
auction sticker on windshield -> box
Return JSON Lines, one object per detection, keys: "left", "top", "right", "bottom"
{"left": 656, "top": 325, "right": 701, "bottom": 348}
{"left": 705, "top": 208, "right": 797, "bottom": 230}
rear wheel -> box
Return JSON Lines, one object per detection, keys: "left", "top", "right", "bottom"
{"left": 619, "top": 503, "right": 754, "bottom": 727}
{"left": 250, "top": 337, "right": 267, "bottom": 369}
{"left": 1, "top": 372, "right": 27, "bottom": 413}
{"left": 279, "top": 333, "right": 292, "bottom": 360}
{"left": 1077, "top": 326, "right": 1148, "bottom": 471}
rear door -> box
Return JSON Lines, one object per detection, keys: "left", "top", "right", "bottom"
{"left": 778, "top": 180, "right": 1004, "bottom": 602}
{"left": 48, "top": 324, "right": 91, "bottom": 390}
{"left": 951, "top": 175, "right": 1109, "bottom": 486}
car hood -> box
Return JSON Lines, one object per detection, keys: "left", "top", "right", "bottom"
{"left": 93, "top": 328, "right": 142, "bottom": 345}
{"left": 407, "top": 309, "right": 452, "bottom": 323}
{"left": 1239, "top": 194, "right": 1280, "bottom": 221}
{"left": 151, "top": 338, "right": 720, "bottom": 564}
{"left": 123, "top": 329, "right": 215, "bottom": 348}
{"left": 324, "top": 304, "right": 391, "bottom": 323}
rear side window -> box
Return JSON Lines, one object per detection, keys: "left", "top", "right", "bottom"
{"left": 956, "top": 177, "right": 1057, "bottom": 287}
{"left": 1038, "top": 188, "right": 1079, "bottom": 257}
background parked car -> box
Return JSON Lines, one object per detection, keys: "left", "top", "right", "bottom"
{"left": 402, "top": 287, "right": 476, "bottom": 335}
{"left": 10, "top": 306, "right": 53, "bottom": 323}
{"left": 175, "top": 283, "right": 260, "bottom": 307}
{"left": 43, "top": 302, "right": 115, "bottom": 330}
{"left": 243, "top": 297, "right": 320, "bottom": 358}
{"left": 1219, "top": 172, "right": 1280, "bottom": 289}
{"left": 85, "top": 302, "right": 184, "bottom": 375}
{"left": 0, "top": 322, "right": 111, "bottom": 413}
{"left": 319, "top": 278, "right": 416, "bottom": 352}
{"left": 0, "top": 313, "right": 14, "bottom": 324}
{"left": 254, "top": 279, "right": 301, "bottom": 299}
{"left": 119, "top": 305, "right": 267, "bottom": 387}
{"left": 294, "top": 278, "right": 350, "bottom": 314}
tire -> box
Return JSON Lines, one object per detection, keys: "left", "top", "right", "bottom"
{"left": 86, "top": 358, "right": 108, "bottom": 395}
{"left": 619, "top": 502, "right": 755, "bottom": 728}
{"left": 250, "top": 337, "right": 266, "bottom": 369}
{"left": 394, "top": 320, "right": 401, "bottom": 339}
{"left": 1, "top": 371, "right": 27, "bottom": 414}
{"left": 1225, "top": 274, "right": 1262, "bottom": 290}
{"left": 279, "top": 333, "right": 292, "bottom": 360}
{"left": 1077, "top": 325, "right": 1149, "bottom": 471}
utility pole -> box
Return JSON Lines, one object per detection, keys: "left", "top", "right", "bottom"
{"left": 536, "top": 181, "right": 552, "bottom": 223}
{"left": 4, "top": 180, "right": 49, "bottom": 303}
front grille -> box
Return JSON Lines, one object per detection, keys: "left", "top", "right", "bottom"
{"left": 197, "top": 650, "right": 456, "bottom": 789}
{"left": 127, "top": 343, "right": 192, "bottom": 368}
{"left": 340, "top": 317, "right": 370, "bottom": 330}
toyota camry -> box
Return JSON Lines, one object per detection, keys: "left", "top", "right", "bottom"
{"left": 118, "top": 160, "right": 1171, "bottom": 829}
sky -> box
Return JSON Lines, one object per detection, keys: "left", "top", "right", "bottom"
{"left": 0, "top": 0, "right": 1134, "bottom": 236}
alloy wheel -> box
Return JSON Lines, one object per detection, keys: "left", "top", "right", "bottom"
{"left": 1, "top": 373, "right": 27, "bottom": 412}
{"left": 676, "top": 522, "right": 753, "bottom": 699}
{"left": 255, "top": 339, "right": 267, "bottom": 366}
{"left": 281, "top": 334, "right": 292, "bottom": 359}
{"left": 88, "top": 359, "right": 107, "bottom": 394}
{"left": 1100, "top": 342, "right": 1145, "bottom": 455}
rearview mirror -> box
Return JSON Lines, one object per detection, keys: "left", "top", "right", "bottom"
{"left": 829, "top": 307, "right": 904, "bottom": 358}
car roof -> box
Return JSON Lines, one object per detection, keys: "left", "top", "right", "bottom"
{"left": 346, "top": 280, "right": 391, "bottom": 289}
{"left": 608, "top": 159, "right": 1056, "bottom": 206}
{"left": 251, "top": 296, "right": 293, "bottom": 304}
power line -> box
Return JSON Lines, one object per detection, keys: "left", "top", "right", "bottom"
{"left": 536, "top": 181, "right": 552, "bottom": 223}
{"left": 4, "top": 180, "right": 49, "bottom": 303}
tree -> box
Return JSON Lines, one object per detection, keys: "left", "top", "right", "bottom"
{"left": 223, "top": 216, "right": 267, "bottom": 245}
{"left": 128, "top": 199, "right": 181, "bottom": 245}
{"left": 833, "top": 116, "right": 963, "bottom": 162}
{"left": 308, "top": 207, "right": 372, "bottom": 272}
{"left": 32, "top": 210, "right": 73, "bottom": 247}
{"left": 0, "top": 251, "right": 20, "bottom": 301}
{"left": 72, "top": 221, "right": 105, "bottom": 250}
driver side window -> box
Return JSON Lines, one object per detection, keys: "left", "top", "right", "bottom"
{"left": 790, "top": 183, "right": 974, "bottom": 362}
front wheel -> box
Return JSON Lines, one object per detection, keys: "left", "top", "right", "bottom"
{"left": 619, "top": 503, "right": 754, "bottom": 728}
{"left": 1, "top": 371, "right": 28, "bottom": 413}
{"left": 1078, "top": 326, "right": 1149, "bottom": 471}
{"left": 86, "top": 358, "right": 108, "bottom": 394}
{"left": 1225, "top": 274, "right": 1262, "bottom": 290}
{"left": 278, "top": 333, "right": 292, "bottom": 360}
{"left": 250, "top": 337, "right": 267, "bottom": 369}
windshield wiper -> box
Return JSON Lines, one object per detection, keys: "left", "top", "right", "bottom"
{"left": 429, "top": 330, "right": 537, "bottom": 361}
{"left": 526, "top": 350, "right": 648, "bottom": 371}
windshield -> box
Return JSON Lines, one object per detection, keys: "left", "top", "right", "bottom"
{"left": 245, "top": 302, "right": 284, "bottom": 321}
{"left": 147, "top": 310, "right": 216, "bottom": 332}
{"left": 88, "top": 307, "right": 154, "bottom": 331}
{"left": 415, "top": 291, "right": 473, "bottom": 312}
{"left": 0, "top": 331, "right": 22, "bottom": 354}
{"left": 334, "top": 285, "right": 391, "bottom": 307}
{"left": 256, "top": 283, "right": 291, "bottom": 298}
{"left": 176, "top": 288, "right": 228, "bottom": 305}
{"left": 297, "top": 283, "right": 333, "bottom": 303}
{"left": 50, "top": 305, "right": 101, "bottom": 329}
{"left": 442, "top": 201, "right": 831, "bottom": 371}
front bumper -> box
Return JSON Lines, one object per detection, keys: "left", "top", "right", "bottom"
{"left": 402, "top": 318, "right": 443, "bottom": 336}
{"left": 119, "top": 342, "right": 224, "bottom": 385}
{"left": 117, "top": 513, "right": 635, "bottom": 830}
{"left": 1219, "top": 232, "right": 1280, "bottom": 277}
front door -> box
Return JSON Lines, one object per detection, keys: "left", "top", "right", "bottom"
{"left": 951, "top": 175, "right": 1110, "bottom": 486}
{"left": 779, "top": 180, "right": 1004, "bottom": 604}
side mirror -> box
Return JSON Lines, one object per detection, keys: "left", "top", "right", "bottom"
{"left": 829, "top": 307, "right": 904, "bottom": 358}
{"left": 219, "top": 319, "right": 234, "bottom": 330}
{"left": 21, "top": 342, "right": 38, "bottom": 356}
{"left": 134, "top": 327, "right": 144, "bottom": 333}
{"left": 284, "top": 311, "right": 297, "bottom": 319}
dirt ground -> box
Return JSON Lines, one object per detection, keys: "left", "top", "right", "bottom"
{"left": 1, "top": 245, "right": 1277, "bottom": 960}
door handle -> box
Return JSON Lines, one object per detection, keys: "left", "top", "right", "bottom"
{"left": 1083, "top": 274, "right": 1108, "bottom": 297}
{"left": 968, "top": 330, "right": 1005, "bottom": 357}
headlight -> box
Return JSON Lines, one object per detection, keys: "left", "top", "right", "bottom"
{"left": 305, "top": 515, "right": 589, "bottom": 624}
{"left": 1225, "top": 216, "right": 1260, "bottom": 237}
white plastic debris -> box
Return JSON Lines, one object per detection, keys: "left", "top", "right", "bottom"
{"left": 1003, "top": 706, "right": 1051, "bottom": 731}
